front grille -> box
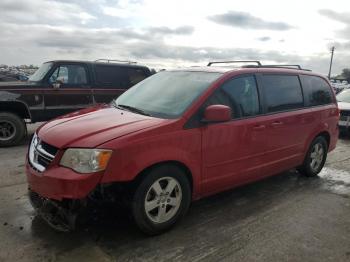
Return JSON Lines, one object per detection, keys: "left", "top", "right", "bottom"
{"left": 29, "top": 134, "right": 58, "bottom": 172}
{"left": 38, "top": 153, "right": 53, "bottom": 168}
{"left": 41, "top": 141, "right": 58, "bottom": 156}
{"left": 340, "top": 115, "right": 349, "bottom": 121}
{"left": 340, "top": 110, "right": 350, "bottom": 117}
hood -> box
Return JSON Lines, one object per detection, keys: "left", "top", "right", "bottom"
{"left": 338, "top": 101, "right": 350, "bottom": 111}
{"left": 37, "top": 105, "right": 167, "bottom": 148}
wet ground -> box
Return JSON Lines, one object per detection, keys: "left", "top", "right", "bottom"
{"left": 0, "top": 124, "right": 350, "bottom": 262}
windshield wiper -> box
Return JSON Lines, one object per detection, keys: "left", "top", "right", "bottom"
{"left": 116, "top": 104, "right": 151, "bottom": 116}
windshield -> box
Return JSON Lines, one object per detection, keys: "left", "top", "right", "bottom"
{"left": 28, "top": 62, "right": 53, "bottom": 82}
{"left": 114, "top": 71, "right": 222, "bottom": 118}
{"left": 337, "top": 89, "right": 350, "bottom": 103}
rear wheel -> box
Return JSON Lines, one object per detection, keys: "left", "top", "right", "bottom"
{"left": 131, "top": 165, "right": 191, "bottom": 235}
{"left": 298, "top": 136, "right": 328, "bottom": 177}
{"left": 0, "top": 112, "right": 26, "bottom": 147}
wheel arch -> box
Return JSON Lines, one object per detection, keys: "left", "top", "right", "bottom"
{"left": 133, "top": 160, "right": 194, "bottom": 195}
{"left": 302, "top": 129, "right": 331, "bottom": 162}
{"left": 315, "top": 130, "right": 330, "bottom": 148}
{"left": 0, "top": 101, "right": 31, "bottom": 120}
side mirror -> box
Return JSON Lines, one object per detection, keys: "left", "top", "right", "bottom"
{"left": 52, "top": 79, "right": 63, "bottom": 89}
{"left": 52, "top": 82, "right": 60, "bottom": 89}
{"left": 202, "top": 105, "right": 231, "bottom": 123}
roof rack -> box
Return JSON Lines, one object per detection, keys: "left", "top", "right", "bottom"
{"left": 207, "top": 60, "right": 262, "bottom": 66}
{"left": 262, "top": 64, "right": 302, "bottom": 69}
{"left": 261, "top": 64, "right": 311, "bottom": 71}
{"left": 95, "top": 59, "right": 137, "bottom": 64}
{"left": 207, "top": 60, "right": 311, "bottom": 71}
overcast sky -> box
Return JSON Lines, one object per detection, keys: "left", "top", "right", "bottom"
{"left": 2, "top": 0, "right": 350, "bottom": 75}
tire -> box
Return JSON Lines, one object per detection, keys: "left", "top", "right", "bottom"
{"left": 298, "top": 136, "right": 328, "bottom": 177}
{"left": 131, "top": 165, "right": 191, "bottom": 235}
{"left": 0, "top": 112, "right": 27, "bottom": 147}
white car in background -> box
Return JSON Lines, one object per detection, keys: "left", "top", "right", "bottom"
{"left": 331, "top": 80, "right": 350, "bottom": 94}
{"left": 337, "top": 89, "right": 350, "bottom": 134}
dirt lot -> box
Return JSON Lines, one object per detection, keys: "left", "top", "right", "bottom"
{"left": 0, "top": 124, "right": 350, "bottom": 262}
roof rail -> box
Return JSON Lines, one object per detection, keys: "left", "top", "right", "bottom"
{"left": 95, "top": 59, "right": 137, "bottom": 64}
{"left": 207, "top": 60, "right": 262, "bottom": 66}
{"left": 261, "top": 64, "right": 311, "bottom": 71}
{"left": 262, "top": 64, "right": 301, "bottom": 69}
{"left": 207, "top": 60, "right": 311, "bottom": 71}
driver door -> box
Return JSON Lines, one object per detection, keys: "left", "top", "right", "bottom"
{"left": 200, "top": 75, "right": 269, "bottom": 195}
{"left": 44, "top": 63, "right": 93, "bottom": 119}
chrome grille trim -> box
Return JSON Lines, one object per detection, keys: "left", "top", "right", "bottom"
{"left": 36, "top": 143, "right": 55, "bottom": 159}
{"left": 29, "top": 133, "right": 56, "bottom": 172}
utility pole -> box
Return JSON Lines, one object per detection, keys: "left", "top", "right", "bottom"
{"left": 328, "top": 46, "right": 335, "bottom": 79}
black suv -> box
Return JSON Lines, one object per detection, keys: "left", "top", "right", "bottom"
{"left": 0, "top": 60, "right": 152, "bottom": 146}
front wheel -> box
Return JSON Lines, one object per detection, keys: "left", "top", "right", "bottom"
{"left": 0, "top": 112, "right": 27, "bottom": 147}
{"left": 298, "top": 136, "right": 328, "bottom": 177}
{"left": 131, "top": 165, "right": 191, "bottom": 235}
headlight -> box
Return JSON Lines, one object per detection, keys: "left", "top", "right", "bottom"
{"left": 60, "top": 148, "right": 112, "bottom": 174}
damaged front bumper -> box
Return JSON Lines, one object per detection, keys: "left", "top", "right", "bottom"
{"left": 28, "top": 182, "right": 131, "bottom": 232}
{"left": 28, "top": 189, "right": 87, "bottom": 232}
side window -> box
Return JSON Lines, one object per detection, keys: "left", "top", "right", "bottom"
{"left": 261, "top": 75, "right": 303, "bottom": 113}
{"left": 129, "top": 68, "right": 147, "bottom": 86}
{"left": 204, "top": 75, "right": 260, "bottom": 119}
{"left": 95, "top": 66, "right": 147, "bottom": 89}
{"left": 300, "top": 75, "right": 332, "bottom": 106}
{"left": 49, "top": 65, "right": 88, "bottom": 85}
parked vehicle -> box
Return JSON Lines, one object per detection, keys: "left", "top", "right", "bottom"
{"left": 337, "top": 89, "right": 350, "bottom": 134}
{"left": 26, "top": 61, "right": 339, "bottom": 235}
{"left": 0, "top": 74, "right": 19, "bottom": 82}
{"left": 0, "top": 59, "right": 152, "bottom": 146}
{"left": 330, "top": 79, "right": 350, "bottom": 94}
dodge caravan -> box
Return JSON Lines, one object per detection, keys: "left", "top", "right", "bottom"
{"left": 26, "top": 61, "right": 339, "bottom": 235}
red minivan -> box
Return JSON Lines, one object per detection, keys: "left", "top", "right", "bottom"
{"left": 26, "top": 61, "right": 339, "bottom": 234}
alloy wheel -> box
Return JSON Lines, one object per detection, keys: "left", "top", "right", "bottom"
{"left": 144, "top": 177, "right": 182, "bottom": 224}
{"left": 310, "top": 142, "right": 324, "bottom": 172}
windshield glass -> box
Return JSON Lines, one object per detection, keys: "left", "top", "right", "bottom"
{"left": 28, "top": 62, "right": 53, "bottom": 82}
{"left": 337, "top": 90, "right": 350, "bottom": 103}
{"left": 115, "top": 71, "right": 222, "bottom": 118}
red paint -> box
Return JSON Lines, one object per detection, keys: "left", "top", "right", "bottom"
{"left": 26, "top": 67, "right": 339, "bottom": 202}
{"left": 204, "top": 105, "right": 231, "bottom": 122}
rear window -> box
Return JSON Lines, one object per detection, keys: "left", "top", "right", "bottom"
{"left": 261, "top": 75, "right": 304, "bottom": 113}
{"left": 95, "top": 65, "right": 147, "bottom": 89}
{"left": 300, "top": 75, "right": 333, "bottom": 106}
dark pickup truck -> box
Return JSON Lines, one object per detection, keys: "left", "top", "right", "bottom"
{"left": 0, "top": 60, "right": 152, "bottom": 146}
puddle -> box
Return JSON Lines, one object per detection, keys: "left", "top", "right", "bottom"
{"left": 318, "top": 167, "right": 350, "bottom": 196}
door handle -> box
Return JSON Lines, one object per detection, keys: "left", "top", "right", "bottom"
{"left": 271, "top": 121, "right": 283, "bottom": 127}
{"left": 252, "top": 125, "right": 266, "bottom": 131}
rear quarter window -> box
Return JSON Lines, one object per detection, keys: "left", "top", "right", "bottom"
{"left": 300, "top": 75, "right": 333, "bottom": 106}
{"left": 261, "top": 75, "right": 304, "bottom": 113}
{"left": 95, "top": 65, "right": 147, "bottom": 89}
